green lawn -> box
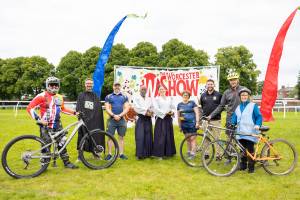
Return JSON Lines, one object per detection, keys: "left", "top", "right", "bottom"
{"left": 0, "top": 110, "right": 299, "bottom": 200}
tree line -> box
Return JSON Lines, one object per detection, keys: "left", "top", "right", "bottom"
{"left": 0, "top": 39, "right": 261, "bottom": 100}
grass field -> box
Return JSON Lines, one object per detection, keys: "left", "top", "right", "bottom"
{"left": 0, "top": 109, "right": 299, "bottom": 200}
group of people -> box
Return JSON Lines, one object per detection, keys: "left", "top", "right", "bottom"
{"left": 131, "top": 72, "right": 262, "bottom": 173}
{"left": 26, "top": 71, "right": 262, "bottom": 173}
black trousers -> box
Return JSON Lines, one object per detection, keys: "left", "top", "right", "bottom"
{"left": 40, "top": 124, "right": 69, "bottom": 163}
{"left": 239, "top": 139, "right": 255, "bottom": 170}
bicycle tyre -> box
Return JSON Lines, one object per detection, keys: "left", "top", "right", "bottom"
{"left": 261, "top": 138, "right": 297, "bottom": 175}
{"left": 79, "top": 129, "right": 119, "bottom": 170}
{"left": 179, "top": 133, "right": 214, "bottom": 167}
{"left": 1, "top": 135, "right": 50, "bottom": 179}
{"left": 202, "top": 140, "right": 240, "bottom": 177}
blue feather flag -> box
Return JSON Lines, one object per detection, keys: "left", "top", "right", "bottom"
{"left": 93, "top": 13, "right": 147, "bottom": 98}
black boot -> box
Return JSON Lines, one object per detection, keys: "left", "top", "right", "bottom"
{"left": 63, "top": 160, "right": 79, "bottom": 169}
{"left": 239, "top": 156, "right": 247, "bottom": 171}
{"left": 248, "top": 159, "right": 255, "bottom": 173}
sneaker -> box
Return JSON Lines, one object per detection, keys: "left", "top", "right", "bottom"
{"left": 188, "top": 154, "right": 195, "bottom": 160}
{"left": 224, "top": 159, "right": 232, "bottom": 166}
{"left": 136, "top": 156, "right": 144, "bottom": 160}
{"left": 75, "top": 157, "right": 82, "bottom": 163}
{"left": 120, "top": 154, "right": 128, "bottom": 160}
{"left": 105, "top": 154, "right": 112, "bottom": 160}
{"left": 64, "top": 162, "right": 79, "bottom": 169}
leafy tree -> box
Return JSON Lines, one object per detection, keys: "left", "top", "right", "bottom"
{"left": 214, "top": 45, "right": 260, "bottom": 93}
{"left": 128, "top": 42, "right": 159, "bottom": 66}
{"left": 16, "top": 56, "right": 54, "bottom": 96}
{"left": 159, "top": 39, "right": 210, "bottom": 67}
{"left": 56, "top": 51, "right": 83, "bottom": 100}
{"left": 257, "top": 81, "right": 264, "bottom": 95}
{"left": 0, "top": 57, "right": 25, "bottom": 99}
{"left": 81, "top": 46, "right": 101, "bottom": 76}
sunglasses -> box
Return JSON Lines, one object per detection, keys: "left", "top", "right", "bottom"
{"left": 49, "top": 83, "right": 59, "bottom": 87}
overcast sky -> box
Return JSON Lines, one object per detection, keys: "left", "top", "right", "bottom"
{"left": 1, "top": 0, "right": 299, "bottom": 87}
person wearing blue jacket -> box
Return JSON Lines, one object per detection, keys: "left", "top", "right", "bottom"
{"left": 231, "top": 88, "right": 262, "bottom": 173}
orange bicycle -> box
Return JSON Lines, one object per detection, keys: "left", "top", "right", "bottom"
{"left": 201, "top": 126, "right": 298, "bottom": 176}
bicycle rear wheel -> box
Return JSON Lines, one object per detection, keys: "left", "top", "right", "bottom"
{"left": 79, "top": 129, "right": 119, "bottom": 170}
{"left": 261, "top": 139, "right": 297, "bottom": 175}
{"left": 180, "top": 133, "right": 214, "bottom": 167}
{"left": 202, "top": 140, "right": 240, "bottom": 177}
{"left": 1, "top": 135, "right": 50, "bottom": 179}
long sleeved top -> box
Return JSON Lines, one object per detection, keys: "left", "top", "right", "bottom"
{"left": 26, "top": 91, "right": 74, "bottom": 129}
{"left": 210, "top": 85, "right": 245, "bottom": 122}
{"left": 133, "top": 94, "right": 153, "bottom": 115}
{"left": 153, "top": 96, "right": 175, "bottom": 119}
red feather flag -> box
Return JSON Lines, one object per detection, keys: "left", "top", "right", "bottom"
{"left": 260, "top": 7, "right": 299, "bottom": 121}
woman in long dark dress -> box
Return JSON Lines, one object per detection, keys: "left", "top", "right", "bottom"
{"left": 153, "top": 85, "right": 176, "bottom": 159}
{"left": 133, "top": 86, "right": 154, "bottom": 159}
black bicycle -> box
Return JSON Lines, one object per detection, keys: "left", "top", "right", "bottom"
{"left": 2, "top": 112, "right": 119, "bottom": 179}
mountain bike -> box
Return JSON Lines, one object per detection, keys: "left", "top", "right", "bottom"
{"left": 201, "top": 126, "right": 297, "bottom": 176}
{"left": 1, "top": 112, "right": 119, "bottom": 179}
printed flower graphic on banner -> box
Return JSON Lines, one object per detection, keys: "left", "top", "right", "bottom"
{"left": 131, "top": 75, "right": 136, "bottom": 80}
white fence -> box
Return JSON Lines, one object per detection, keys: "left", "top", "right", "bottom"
{"left": 1, "top": 100, "right": 300, "bottom": 118}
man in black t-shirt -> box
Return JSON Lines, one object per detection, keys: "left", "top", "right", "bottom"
{"left": 199, "top": 79, "right": 222, "bottom": 155}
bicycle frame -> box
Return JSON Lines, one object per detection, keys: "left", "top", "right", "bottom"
{"left": 31, "top": 119, "right": 86, "bottom": 158}
{"left": 227, "top": 131, "right": 282, "bottom": 162}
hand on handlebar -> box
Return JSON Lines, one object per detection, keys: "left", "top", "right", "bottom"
{"left": 254, "top": 125, "right": 260, "bottom": 130}
{"left": 200, "top": 116, "right": 211, "bottom": 121}
{"left": 37, "top": 119, "right": 48, "bottom": 126}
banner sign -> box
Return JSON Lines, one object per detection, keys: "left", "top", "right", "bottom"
{"left": 114, "top": 66, "right": 219, "bottom": 104}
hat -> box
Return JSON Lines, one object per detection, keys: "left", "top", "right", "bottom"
{"left": 238, "top": 87, "right": 251, "bottom": 96}
{"left": 227, "top": 72, "right": 239, "bottom": 80}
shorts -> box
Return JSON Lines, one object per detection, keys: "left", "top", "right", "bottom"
{"left": 107, "top": 118, "right": 127, "bottom": 137}
{"left": 181, "top": 122, "right": 197, "bottom": 134}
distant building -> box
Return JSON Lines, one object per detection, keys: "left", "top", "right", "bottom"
{"left": 278, "top": 86, "right": 294, "bottom": 99}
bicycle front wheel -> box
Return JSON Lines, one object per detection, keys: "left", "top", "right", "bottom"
{"left": 261, "top": 139, "right": 297, "bottom": 175}
{"left": 79, "top": 129, "right": 119, "bottom": 170}
{"left": 180, "top": 133, "right": 214, "bottom": 167}
{"left": 1, "top": 135, "right": 50, "bottom": 179}
{"left": 202, "top": 140, "right": 240, "bottom": 177}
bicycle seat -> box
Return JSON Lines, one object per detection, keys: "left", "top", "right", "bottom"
{"left": 259, "top": 126, "right": 270, "bottom": 132}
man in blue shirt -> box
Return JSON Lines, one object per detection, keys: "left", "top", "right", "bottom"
{"left": 105, "top": 82, "right": 130, "bottom": 160}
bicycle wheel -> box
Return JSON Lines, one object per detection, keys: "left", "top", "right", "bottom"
{"left": 180, "top": 133, "right": 214, "bottom": 167}
{"left": 1, "top": 135, "right": 50, "bottom": 179}
{"left": 261, "top": 139, "right": 297, "bottom": 175}
{"left": 202, "top": 140, "right": 240, "bottom": 177}
{"left": 79, "top": 129, "right": 119, "bottom": 170}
